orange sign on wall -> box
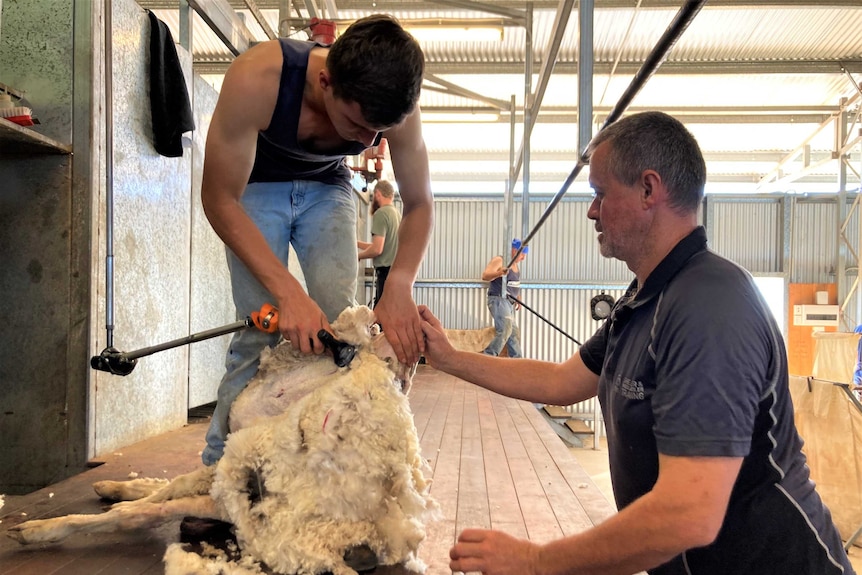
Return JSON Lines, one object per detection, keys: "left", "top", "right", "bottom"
{"left": 787, "top": 283, "right": 838, "bottom": 376}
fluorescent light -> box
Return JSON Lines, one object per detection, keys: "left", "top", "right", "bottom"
{"left": 423, "top": 112, "right": 500, "bottom": 123}
{"left": 402, "top": 19, "right": 505, "bottom": 43}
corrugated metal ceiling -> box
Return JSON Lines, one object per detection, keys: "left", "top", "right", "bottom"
{"left": 142, "top": 1, "right": 862, "bottom": 194}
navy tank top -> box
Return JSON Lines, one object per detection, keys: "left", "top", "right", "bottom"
{"left": 489, "top": 266, "right": 521, "bottom": 299}
{"left": 248, "top": 39, "right": 381, "bottom": 190}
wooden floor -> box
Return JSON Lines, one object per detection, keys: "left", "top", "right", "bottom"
{"left": 0, "top": 365, "right": 616, "bottom": 575}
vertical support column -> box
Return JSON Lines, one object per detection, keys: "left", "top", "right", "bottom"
{"left": 578, "top": 0, "right": 594, "bottom": 154}
{"left": 858, "top": 142, "right": 862, "bottom": 327}
{"left": 279, "top": 0, "right": 292, "bottom": 38}
{"left": 782, "top": 194, "right": 794, "bottom": 341}
{"left": 702, "top": 195, "right": 713, "bottom": 235}
{"left": 836, "top": 103, "right": 849, "bottom": 327}
{"left": 179, "top": 0, "right": 192, "bottom": 51}
{"left": 521, "top": 3, "right": 532, "bottom": 242}
{"left": 73, "top": 0, "right": 97, "bottom": 464}
{"left": 578, "top": 0, "right": 597, "bottom": 447}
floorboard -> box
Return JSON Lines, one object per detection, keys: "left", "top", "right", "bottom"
{"left": 0, "top": 365, "right": 616, "bottom": 574}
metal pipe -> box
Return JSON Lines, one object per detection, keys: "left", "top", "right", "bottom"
{"left": 90, "top": 319, "right": 253, "bottom": 376}
{"left": 117, "top": 320, "right": 252, "bottom": 362}
{"left": 510, "top": 0, "right": 576, "bottom": 183}
{"left": 509, "top": 295, "right": 581, "bottom": 345}
{"left": 506, "top": 0, "right": 708, "bottom": 268}
{"left": 505, "top": 95, "right": 516, "bottom": 290}
{"left": 105, "top": 0, "right": 115, "bottom": 349}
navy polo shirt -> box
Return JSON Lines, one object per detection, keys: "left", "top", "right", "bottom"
{"left": 580, "top": 227, "right": 852, "bottom": 575}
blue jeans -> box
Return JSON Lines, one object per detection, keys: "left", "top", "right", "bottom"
{"left": 483, "top": 295, "right": 522, "bottom": 358}
{"left": 202, "top": 180, "right": 358, "bottom": 465}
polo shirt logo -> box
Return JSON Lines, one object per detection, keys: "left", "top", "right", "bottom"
{"left": 614, "top": 374, "right": 645, "bottom": 400}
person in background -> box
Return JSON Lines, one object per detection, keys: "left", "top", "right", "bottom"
{"left": 419, "top": 111, "right": 854, "bottom": 575}
{"left": 358, "top": 180, "right": 402, "bottom": 308}
{"left": 480, "top": 239, "right": 527, "bottom": 358}
{"left": 853, "top": 325, "right": 862, "bottom": 398}
{"left": 200, "top": 15, "right": 433, "bottom": 467}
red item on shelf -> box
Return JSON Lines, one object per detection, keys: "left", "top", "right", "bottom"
{"left": 5, "top": 115, "right": 34, "bottom": 126}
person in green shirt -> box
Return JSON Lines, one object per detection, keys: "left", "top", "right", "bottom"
{"left": 358, "top": 180, "right": 402, "bottom": 307}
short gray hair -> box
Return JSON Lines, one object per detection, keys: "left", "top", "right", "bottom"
{"left": 588, "top": 111, "right": 706, "bottom": 214}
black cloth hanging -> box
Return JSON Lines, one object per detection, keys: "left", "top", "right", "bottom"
{"left": 147, "top": 10, "right": 195, "bottom": 157}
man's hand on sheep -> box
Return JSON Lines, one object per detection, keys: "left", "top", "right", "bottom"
{"left": 275, "top": 286, "right": 330, "bottom": 355}
{"left": 375, "top": 280, "right": 425, "bottom": 365}
{"left": 417, "top": 305, "right": 456, "bottom": 370}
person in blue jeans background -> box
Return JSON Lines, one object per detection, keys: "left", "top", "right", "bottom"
{"left": 481, "top": 239, "right": 528, "bottom": 358}
{"left": 854, "top": 325, "right": 862, "bottom": 393}
{"left": 199, "top": 15, "right": 433, "bottom": 467}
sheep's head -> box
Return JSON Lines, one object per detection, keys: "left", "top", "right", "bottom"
{"left": 369, "top": 327, "right": 417, "bottom": 395}
{"left": 330, "top": 306, "right": 417, "bottom": 395}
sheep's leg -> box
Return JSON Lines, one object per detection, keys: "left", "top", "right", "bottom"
{"left": 95, "top": 466, "right": 215, "bottom": 506}
{"left": 137, "top": 467, "right": 216, "bottom": 503}
{"left": 6, "top": 495, "right": 219, "bottom": 545}
{"left": 93, "top": 478, "right": 169, "bottom": 501}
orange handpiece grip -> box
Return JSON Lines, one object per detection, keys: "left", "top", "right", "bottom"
{"left": 251, "top": 303, "right": 279, "bottom": 333}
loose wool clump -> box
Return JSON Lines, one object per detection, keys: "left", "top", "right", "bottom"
{"left": 8, "top": 306, "right": 439, "bottom": 575}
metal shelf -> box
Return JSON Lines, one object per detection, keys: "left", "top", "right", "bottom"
{"left": 0, "top": 117, "right": 72, "bottom": 155}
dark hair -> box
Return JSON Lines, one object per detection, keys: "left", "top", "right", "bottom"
{"left": 326, "top": 15, "right": 425, "bottom": 127}
{"left": 588, "top": 111, "right": 706, "bottom": 213}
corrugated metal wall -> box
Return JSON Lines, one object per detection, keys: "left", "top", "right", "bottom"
{"left": 380, "top": 193, "right": 862, "bottom": 355}
{"left": 369, "top": 193, "right": 862, "bottom": 426}
{"left": 418, "top": 196, "right": 631, "bottom": 284}
{"left": 707, "top": 196, "right": 784, "bottom": 274}
{"left": 793, "top": 199, "right": 841, "bottom": 283}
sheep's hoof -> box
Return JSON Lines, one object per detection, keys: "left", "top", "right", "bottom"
{"left": 343, "top": 544, "right": 378, "bottom": 572}
{"left": 6, "top": 526, "right": 27, "bottom": 544}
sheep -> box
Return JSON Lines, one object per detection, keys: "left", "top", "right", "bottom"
{"left": 7, "top": 305, "right": 439, "bottom": 575}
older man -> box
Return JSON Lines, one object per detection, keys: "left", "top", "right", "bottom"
{"left": 420, "top": 111, "right": 854, "bottom": 575}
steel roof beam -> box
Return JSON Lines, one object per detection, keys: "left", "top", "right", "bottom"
{"left": 418, "top": 105, "right": 835, "bottom": 124}
{"left": 187, "top": 0, "right": 254, "bottom": 55}
{"left": 217, "top": 0, "right": 862, "bottom": 9}
{"left": 421, "top": 60, "right": 862, "bottom": 75}
{"left": 242, "top": 0, "right": 277, "bottom": 39}
{"left": 425, "top": 171, "right": 846, "bottom": 184}
{"left": 423, "top": 75, "right": 511, "bottom": 111}
{"left": 429, "top": 150, "right": 857, "bottom": 162}
{"left": 432, "top": 0, "right": 525, "bottom": 22}
{"left": 193, "top": 59, "right": 862, "bottom": 76}
{"left": 511, "top": 0, "right": 577, "bottom": 183}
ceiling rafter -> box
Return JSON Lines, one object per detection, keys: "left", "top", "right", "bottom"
{"left": 218, "top": 0, "right": 862, "bottom": 8}
{"left": 143, "top": 0, "right": 862, "bottom": 192}
{"left": 193, "top": 59, "right": 862, "bottom": 76}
